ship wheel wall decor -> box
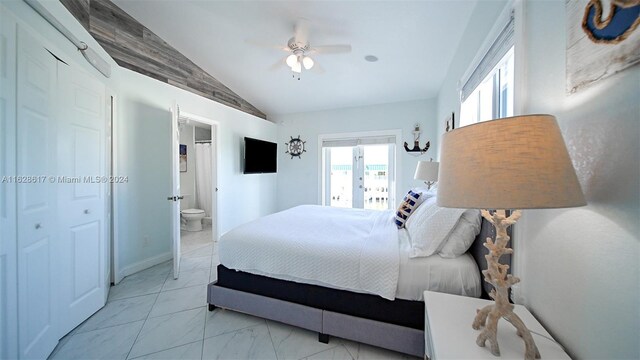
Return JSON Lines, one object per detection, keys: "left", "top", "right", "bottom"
{"left": 285, "top": 135, "right": 306, "bottom": 159}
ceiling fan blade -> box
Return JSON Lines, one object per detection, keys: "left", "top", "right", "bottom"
{"left": 293, "top": 18, "right": 310, "bottom": 45}
{"left": 311, "top": 44, "right": 352, "bottom": 54}
{"left": 268, "top": 56, "right": 288, "bottom": 71}
{"left": 245, "top": 39, "right": 289, "bottom": 52}
{"left": 310, "top": 61, "right": 325, "bottom": 74}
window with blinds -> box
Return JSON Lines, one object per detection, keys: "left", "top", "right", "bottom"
{"left": 459, "top": 10, "right": 515, "bottom": 127}
{"left": 321, "top": 135, "right": 396, "bottom": 148}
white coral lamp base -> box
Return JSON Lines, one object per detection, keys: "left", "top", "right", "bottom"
{"left": 473, "top": 209, "right": 541, "bottom": 360}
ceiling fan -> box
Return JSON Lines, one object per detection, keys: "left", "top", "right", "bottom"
{"left": 248, "top": 19, "right": 352, "bottom": 80}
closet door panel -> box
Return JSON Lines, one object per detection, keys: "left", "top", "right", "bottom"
{"left": 70, "top": 221, "right": 101, "bottom": 299}
{"left": 73, "top": 127, "right": 101, "bottom": 198}
{"left": 57, "top": 62, "right": 107, "bottom": 335}
{"left": 16, "top": 26, "right": 58, "bottom": 360}
{"left": 0, "top": 8, "right": 18, "bottom": 359}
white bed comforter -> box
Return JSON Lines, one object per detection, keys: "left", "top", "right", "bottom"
{"left": 219, "top": 205, "right": 400, "bottom": 300}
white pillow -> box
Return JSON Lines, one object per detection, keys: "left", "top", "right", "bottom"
{"left": 438, "top": 209, "right": 482, "bottom": 258}
{"left": 405, "top": 197, "right": 467, "bottom": 258}
{"left": 410, "top": 186, "right": 437, "bottom": 204}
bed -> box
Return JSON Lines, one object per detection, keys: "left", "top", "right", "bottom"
{"left": 207, "top": 203, "right": 509, "bottom": 357}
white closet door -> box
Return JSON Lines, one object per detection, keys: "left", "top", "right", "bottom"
{"left": 0, "top": 9, "right": 18, "bottom": 360}
{"left": 16, "top": 27, "right": 58, "bottom": 359}
{"left": 57, "top": 62, "right": 107, "bottom": 335}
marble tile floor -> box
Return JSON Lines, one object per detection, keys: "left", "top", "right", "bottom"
{"left": 49, "top": 239, "right": 417, "bottom": 360}
{"left": 181, "top": 224, "right": 214, "bottom": 255}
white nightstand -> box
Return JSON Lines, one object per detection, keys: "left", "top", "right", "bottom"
{"left": 423, "top": 291, "right": 570, "bottom": 360}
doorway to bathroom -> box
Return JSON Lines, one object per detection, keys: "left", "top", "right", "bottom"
{"left": 170, "top": 105, "right": 218, "bottom": 279}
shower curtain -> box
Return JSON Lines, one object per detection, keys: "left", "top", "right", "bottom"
{"left": 195, "top": 143, "right": 213, "bottom": 217}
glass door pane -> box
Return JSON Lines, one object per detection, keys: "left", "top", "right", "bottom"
{"left": 327, "top": 147, "right": 353, "bottom": 208}
{"left": 362, "top": 144, "right": 390, "bottom": 210}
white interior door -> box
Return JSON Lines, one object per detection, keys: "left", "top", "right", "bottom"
{"left": 57, "top": 62, "right": 107, "bottom": 335}
{"left": 16, "top": 26, "right": 59, "bottom": 359}
{"left": 0, "top": 9, "right": 18, "bottom": 360}
{"left": 170, "top": 103, "right": 181, "bottom": 279}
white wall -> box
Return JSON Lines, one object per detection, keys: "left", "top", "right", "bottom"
{"left": 435, "top": 1, "right": 639, "bottom": 358}
{"left": 273, "top": 99, "right": 437, "bottom": 212}
{"left": 518, "top": 2, "right": 638, "bottom": 359}
{"left": 4, "top": 1, "right": 278, "bottom": 279}
{"left": 179, "top": 124, "right": 195, "bottom": 210}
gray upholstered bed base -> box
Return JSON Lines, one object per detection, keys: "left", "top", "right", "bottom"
{"left": 208, "top": 284, "right": 424, "bottom": 357}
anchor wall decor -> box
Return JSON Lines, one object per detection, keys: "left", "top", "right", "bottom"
{"left": 404, "top": 124, "right": 430, "bottom": 155}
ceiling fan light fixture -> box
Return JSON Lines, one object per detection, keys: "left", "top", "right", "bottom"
{"left": 303, "top": 56, "right": 314, "bottom": 70}
{"left": 286, "top": 54, "right": 298, "bottom": 67}
{"left": 291, "top": 61, "right": 302, "bottom": 73}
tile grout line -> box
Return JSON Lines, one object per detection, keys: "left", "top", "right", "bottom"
{"left": 108, "top": 266, "right": 172, "bottom": 303}
{"left": 202, "top": 318, "right": 265, "bottom": 341}
{"left": 295, "top": 342, "right": 343, "bottom": 360}
{"left": 124, "top": 290, "right": 162, "bottom": 360}
{"left": 149, "top": 282, "right": 209, "bottom": 319}
{"left": 74, "top": 315, "right": 152, "bottom": 336}
{"left": 107, "top": 289, "right": 163, "bottom": 304}
{"left": 341, "top": 340, "right": 359, "bottom": 360}
{"left": 202, "top": 253, "right": 212, "bottom": 359}
{"left": 265, "top": 320, "right": 280, "bottom": 360}
{"left": 200, "top": 308, "right": 208, "bottom": 360}
{"left": 129, "top": 339, "right": 204, "bottom": 360}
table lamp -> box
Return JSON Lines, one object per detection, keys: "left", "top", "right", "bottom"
{"left": 414, "top": 160, "right": 439, "bottom": 189}
{"left": 437, "top": 114, "right": 586, "bottom": 360}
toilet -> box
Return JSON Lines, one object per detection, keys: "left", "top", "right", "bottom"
{"left": 181, "top": 209, "right": 206, "bottom": 232}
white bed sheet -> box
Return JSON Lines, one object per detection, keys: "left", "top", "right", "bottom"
{"left": 396, "top": 228, "right": 481, "bottom": 300}
{"left": 219, "top": 205, "right": 400, "bottom": 300}
{"left": 219, "top": 205, "right": 482, "bottom": 301}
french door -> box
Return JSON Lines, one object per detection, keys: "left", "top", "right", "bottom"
{"left": 322, "top": 135, "right": 396, "bottom": 210}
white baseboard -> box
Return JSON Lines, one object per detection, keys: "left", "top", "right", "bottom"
{"left": 118, "top": 251, "right": 172, "bottom": 280}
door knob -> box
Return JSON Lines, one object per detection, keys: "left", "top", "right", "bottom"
{"left": 35, "top": 223, "right": 42, "bottom": 230}
{"left": 177, "top": 196, "right": 184, "bottom": 200}
{"left": 84, "top": 209, "right": 90, "bottom": 214}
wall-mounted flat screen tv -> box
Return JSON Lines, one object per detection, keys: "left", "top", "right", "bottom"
{"left": 244, "top": 137, "right": 277, "bottom": 174}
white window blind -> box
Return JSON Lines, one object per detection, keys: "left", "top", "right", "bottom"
{"left": 460, "top": 11, "right": 514, "bottom": 102}
{"left": 321, "top": 135, "right": 396, "bottom": 148}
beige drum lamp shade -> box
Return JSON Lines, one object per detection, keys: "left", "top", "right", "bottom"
{"left": 414, "top": 161, "right": 439, "bottom": 182}
{"left": 437, "top": 114, "right": 586, "bottom": 210}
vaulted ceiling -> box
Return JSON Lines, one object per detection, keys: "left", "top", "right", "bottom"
{"left": 112, "top": 0, "right": 478, "bottom": 118}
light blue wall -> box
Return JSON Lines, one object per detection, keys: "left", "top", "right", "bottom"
{"left": 273, "top": 99, "right": 437, "bottom": 211}
{"left": 435, "top": 1, "right": 639, "bottom": 358}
